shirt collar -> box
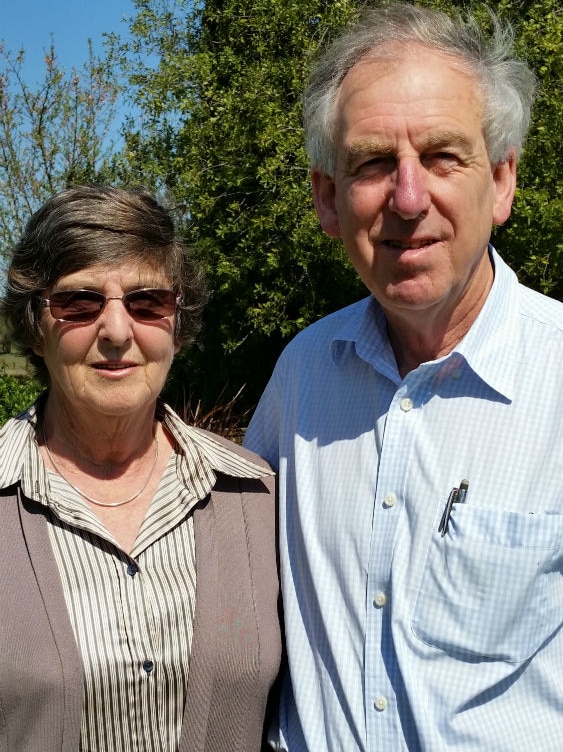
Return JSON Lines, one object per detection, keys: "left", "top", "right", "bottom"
{"left": 0, "top": 400, "right": 48, "bottom": 496}
{"left": 0, "top": 398, "right": 272, "bottom": 505}
{"left": 451, "top": 247, "right": 519, "bottom": 401}
{"left": 330, "top": 246, "right": 520, "bottom": 400}
{"left": 157, "top": 400, "right": 273, "bottom": 485}
{"left": 330, "top": 297, "right": 399, "bottom": 380}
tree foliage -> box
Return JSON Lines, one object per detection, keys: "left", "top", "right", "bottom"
{"left": 114, "top": 0, "right": 364, "bottom": 413}
{"left": 0, "top": 40, "right": 120, "bottom": 256}
{"left": 499, "top": 0, "right": 563, "bottom": 298}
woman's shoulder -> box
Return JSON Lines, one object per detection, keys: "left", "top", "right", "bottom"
{"left": 0, "top": 400, "right": 39, "bottom": 490}
{"left": 192, "top": 426, "right": 272, "bottom": 470}
{"left": 159, "top": 400, "right": 274, "bottom": 479}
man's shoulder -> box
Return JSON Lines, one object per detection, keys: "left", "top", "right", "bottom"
{"left": 518, "top": 283, "right": 563, "bottom": 334}
{"left": 284, "top": 296, "right": 371, "bottom": 352}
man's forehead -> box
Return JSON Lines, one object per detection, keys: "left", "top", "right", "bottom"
{"left": 333, "top": 45, "right": 484, "bottom": 152}
{"left": 337, "top": 42, "right": 480, "bottom": 103}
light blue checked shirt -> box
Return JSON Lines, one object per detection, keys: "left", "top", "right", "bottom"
{"left": 244, "top": 248, "right": 563, "bottom": 752}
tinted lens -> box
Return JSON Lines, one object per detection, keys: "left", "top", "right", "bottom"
{"left": 124, "top": 289, "right": 178, "bottom": 320}
{"left": 48, "top": 290, "right": 105, "bottom": 322}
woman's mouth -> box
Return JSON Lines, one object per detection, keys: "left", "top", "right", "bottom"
{"left": 92, "top": 362, "right": 136, "bottom": 372}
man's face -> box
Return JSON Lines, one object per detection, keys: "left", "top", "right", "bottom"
{"left": 312, "top": 45, "right": 516, "bottom": 326}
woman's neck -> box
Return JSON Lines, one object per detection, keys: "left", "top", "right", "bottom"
{"left": 40, "top": 392, "right": 158, "bottom": 470}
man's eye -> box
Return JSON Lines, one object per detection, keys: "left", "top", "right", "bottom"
{"left": 429, "top": 152, "right": 458, "bottom": 162}
{"left": 355, "top": 156, "right": 394, "bottom": 174}
{"left": 423, "top": 152, "right": 461, "bottom": 171}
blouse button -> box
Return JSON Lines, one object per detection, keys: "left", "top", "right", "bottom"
{"left": 127, "top": 563, "right": 139, "bottom": 577}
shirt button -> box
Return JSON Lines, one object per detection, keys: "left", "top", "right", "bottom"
{"left": 127, "top": 563, "right": 139, "bottom": 577}
{"left": 142, "top": 660, "right": 154, "bottom": 674}
{"left": 400, "top": 397, "right": 414, "bottom": 412}
{"left": 383, "top": 492, "right": 397, "bottom": 508}
{"left": 373, "top": 592, "right": 387, "bottom": 608}
{"left": 374, "top": 696, "right": 388, "bottom": 711}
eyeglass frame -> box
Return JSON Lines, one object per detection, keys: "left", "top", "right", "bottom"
{"left": 37, "top": 288, "right": 182, "bottom": 323}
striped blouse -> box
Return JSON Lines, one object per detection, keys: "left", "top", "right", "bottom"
{"left": 0, "top": 398, "right": 272, "bottom": 751}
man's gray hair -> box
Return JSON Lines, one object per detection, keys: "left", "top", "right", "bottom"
{"left": 304, "top": 2, "right": 537, "bottom": 175}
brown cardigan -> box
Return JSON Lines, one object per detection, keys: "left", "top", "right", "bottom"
{"left": 0, "top": 441, "right": 281, "bottom": 752}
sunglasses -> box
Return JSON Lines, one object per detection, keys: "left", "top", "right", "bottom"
{"left": 39, "top": 288, "right": 181, "bottom": 323}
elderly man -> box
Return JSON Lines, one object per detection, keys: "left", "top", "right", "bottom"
{"left": 244, "top": 3, "right": 563, "bottom": 751}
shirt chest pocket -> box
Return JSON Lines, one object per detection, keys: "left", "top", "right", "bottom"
{"left": 411, "top": 507, "right": 563, "bottom": 663}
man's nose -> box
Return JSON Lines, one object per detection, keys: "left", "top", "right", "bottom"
{"left": 388, "top": 159, "right": 431, "bottom": 220}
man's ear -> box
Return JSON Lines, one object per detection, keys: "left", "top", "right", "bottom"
{"left": 311, "top": 168, "right": 341, "bottom": 238}
{"left": 492, "top": 150, "right": 517, "bottom": 226}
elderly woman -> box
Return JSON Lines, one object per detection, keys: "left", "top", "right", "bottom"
{"left": 0, "top": 185, "right": 281, "bottom": 752}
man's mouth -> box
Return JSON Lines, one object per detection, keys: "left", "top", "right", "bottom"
{"left": 386, "top": 239, "right": 436, "bottom": 250}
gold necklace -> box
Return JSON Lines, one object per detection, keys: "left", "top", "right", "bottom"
{"left": 42, "top": 427, "right": 159, "bottom": 508}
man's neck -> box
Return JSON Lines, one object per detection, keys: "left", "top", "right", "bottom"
{"left": 385, "top": 272, "right": 493, "bottom": 378}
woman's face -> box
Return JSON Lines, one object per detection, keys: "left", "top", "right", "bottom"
{"left": 34, "top": 261, "right": 180, "bottom": 423}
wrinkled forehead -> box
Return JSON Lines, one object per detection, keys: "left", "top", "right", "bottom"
{"left": 332, "top": 43, "right": 485, "bottom": 151}
{"left": 336, "top": 41, "right": 482, "bottom": 110}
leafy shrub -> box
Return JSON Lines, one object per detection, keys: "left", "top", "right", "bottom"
{"left": 0, "top": 373, "right": 41, "bottom": 426}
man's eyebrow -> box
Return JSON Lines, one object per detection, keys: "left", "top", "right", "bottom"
{"left": 339, "top": 131, "right": 476, "bottom": 172}
{"left": 341, "top": 139, "right": 394, "bottom": 170}
{"left": 423, "top": 131, "right": 474, "bottom": 152}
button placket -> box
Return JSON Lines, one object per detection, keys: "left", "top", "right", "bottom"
{"left": 366, "top": 380, "right": 421, "bottom": 743}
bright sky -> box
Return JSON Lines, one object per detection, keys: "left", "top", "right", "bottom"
{"left": 2, "top": 0, "right": 136, "bottom": 84}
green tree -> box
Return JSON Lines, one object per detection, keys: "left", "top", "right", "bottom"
{"left": 116, "top": 0, "right": 563, "bottom": 412}
{"left": 114, "top": 0, "right": 363, "bottom": 414}
{"left": 499, "top": 0, "right": 563, "bottom": 299}
{"left": 0, "top": 40, "right": 120, "bottom": 256}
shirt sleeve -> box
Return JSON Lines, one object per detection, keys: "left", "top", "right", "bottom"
{"left": 243, "top": 369, "right": 282, "bottom": 472}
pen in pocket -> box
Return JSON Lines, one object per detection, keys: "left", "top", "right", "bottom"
{"left": 439, "top": 479, "right": 469, "bottom": 537}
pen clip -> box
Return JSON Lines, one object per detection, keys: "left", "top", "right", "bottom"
{"left": 439, "top": 479, "right": 469, "bottom": 537}
{"left": 439, "top": 486, "right": 459, "bottom": 536}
